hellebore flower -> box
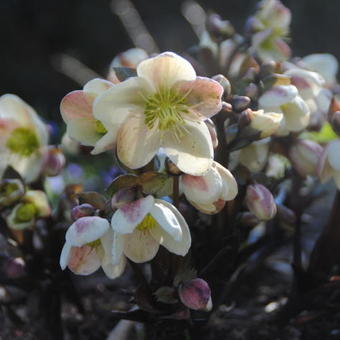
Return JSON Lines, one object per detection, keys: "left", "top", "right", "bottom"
{"left": 111, "top": 195, "right": 191, "bottom": 263}
{"left": 258, "top": 85, "right": 310, "bottom": 135}
{"left": 94, "top": 52, "right": 224, "bottom": 176}
{"left": 248, "top": 109, "right": 283, "bottom": 138}
{"left": 181, "top": 161, "right": 238, "bottom": 214}
{"left": 60, "top": 216, "right": 126, "bottom": 278}
{"left": 318, "top": 139, "right": 340, "bottom": 189}
{"left": 60, "top": 78, "right": 115, "bottom": 154}
{"left": 0, "top": 94, "right": 49, "bottom": 182}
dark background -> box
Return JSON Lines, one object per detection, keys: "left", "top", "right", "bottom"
{"left": 1, "top": 0, "right": 339, "bottom": 124}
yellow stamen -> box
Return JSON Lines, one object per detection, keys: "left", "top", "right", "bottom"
{"left": 136, "top": 213, "right": 157, "bottom": 231}
{"left": 6, "top": 128, "right": 40, "bottom": 156}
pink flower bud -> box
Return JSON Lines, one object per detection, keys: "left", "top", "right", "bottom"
{"left": 71, "top": 203, "right": 96, "bottom": 221}
{"left": 179, "top": 278, "right": 212, "bottom": 312}
{"left": 43, "top": 147, "right": 66, "bottom": 176}
{"left": 289, "top": 139, "right": 323, "bottom": 177}
{"left": 245, "top": 184, "right": 277, "bottom": 221}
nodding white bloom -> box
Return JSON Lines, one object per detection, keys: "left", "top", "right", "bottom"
{"left": 318, "top": 140, "right": 340, "bottom": 189}
{"left": 94, "top": 52, "right": 224, "bottom": 176}
{"left": 0, "top": 94, "right": 49, "bottom": 182}
{"left": 301, "top": 54, "right": 339, "bottom": 86}
{"left": 111, "top": 195, "right": 191, "bottom": 263}
{"left": 258, "top": 85, "right": 310, "bottom": 135}
{"left": 108, "top": 48, "right": 148, "bottom": 83}
{"left": 248, "top": 109, "right": 283, "bottom": 138}
{"left": 60, "top": 78, "right": 115, "bottom": 155}
{"left": 60, "top": 216, "right": 126, "bottom": 278}
{"left": 181, "top": 161, "right": 237, "bottom": 214}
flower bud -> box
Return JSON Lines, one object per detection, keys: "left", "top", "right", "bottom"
{"left": 289, "top": 139, "right": 323, "bottom": 177}
{"left": 212, "top": 74, "right": 231, "bottom": 97}
{"left": 43, "top": 147, "right": 66, "bottom": 176}
{"left": 329, "top": 111, "right": 340, "bottom": 136}
{"left": 6, "top": 203, "right": 36, "bottom": 230}
{"left": 0, "top": 179, "right": 25, "bottom": 208}
{"left": 248, "top": 109, "right": 283, "bottom": 138}
{"left": 71, "top": 203, "right": 96, "bottom": 221}
{"left": 245, "top": 83, "right": 259, "bottom": 100}
{"left": 111, "top": 187, "right": 139, "bottom": 210}
{"left": 179, "top": 278, "right": 212, "bottom": 312}
{"left": 206, "top": 14, "right": 235, "bottom": 42}
{"left": 231, "top": 95, "right": 251, "bottom": 113}
{"left": 245, "top": 184, "right": 277, "bottom": 221}
{"left": 205, "top": 119, "right": 218, "bottom": 149}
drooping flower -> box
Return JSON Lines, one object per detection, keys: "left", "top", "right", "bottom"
{"left": 111, "top": 195, "right": 191, "bottom": 263}
{"left": 60, "top": 78, "right": 115, "bottom": 154}
{"left": 181, "top": 161, "right": 238, "bottom": 214}
{"left": 94, "top": 52, "right": 224, "bottom": 176}
{"left": 60, "top": 216, "right": 126, "bottom": 278}
{"left": 0, "top": 94, "right": 49, "bottom": 182}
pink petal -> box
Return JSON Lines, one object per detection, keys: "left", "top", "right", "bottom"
{"left": 68, "top": 245, "right": 101, "bottom": 275}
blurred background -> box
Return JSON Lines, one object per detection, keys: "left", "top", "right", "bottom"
{"left": 1, "top": 0, "right": 339, "bottom": 125}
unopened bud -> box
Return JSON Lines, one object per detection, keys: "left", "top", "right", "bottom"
{"left": 206, "top": 14, "right": 235, "bottom": 42}
{"left": 71, "top": 203, "right": 96, "bottom": 220}
{"left": 289, "top": 139, "right": 323, "bottom": 177}
{"left": 239, "top": 109, "right": 252, "bottom": 128}
{"left": 245, "top": 83, "right": 259, "bottom": 100}
{"left": 44, "top": 147, "right": 66, "bottom": 176}
{"left": 3, "top": 257, "right": 26, "bottom": 279}
{"left": 248, "top": 109, "right": 283, "bottom": 138}
{"left": 212, "top": 74, "right": 231, "bottom": 97}
{"left": 259, "top": 61, "right": 278, "bottom": 78}
{"left": 205, "top": 119, "right": 218, "bottom": 149}
{"left": 329, "top": 111, "right": 340, "bottom": 136}
{"left": 231, "top": 95, "right": 251, "bottom": 113}
{"left": 165, "top": 158, "right": 183, "bottom": 176}
{"left": 111, "top": 187, "right": 139, "bottom": 209}
{"left": 179, "top": 278, "right": 212, "bottom": 311}
{"left": 0, "top": 179, "right": 25, "bottom": 208}
{"left": 245, "top": 184, "right": 277, "bottom": 221}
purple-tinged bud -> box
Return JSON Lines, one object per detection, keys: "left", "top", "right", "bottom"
{"left": 212, "top": 74, "right": 231, "bottom": 97}
{"left": 231, "top": 95, "right": 251, "bottom": 113}
{"left": 3, "top": 257, "right": 26, "bottom": 279}
{"left": 205, "top": 119, "right": 219, "bottom": 149}
{"left": 0, "top": 179, "right": 25, "bottom": 208}
{"left": 329, "top": 111, "right": 340, "bottom": 136}
{"left": 71, "top": 203, "right": 96, "bottom": 221}
{"left": 111, "top": 187, "right": 138, "bottom": 210}
{"left": 179, "top": 278, "right": 212, "bottom": 312}
{"left": 206, "top": 14, "right": 235, "bottom": 42}
{"left": 245, "top": 184, "right": 277, "bottom": 221}
{"left": 289, "top": 139, "right": 323, "bottom": 177}
{"left": 43, "top": 147, "right": 66, "bottom": 177}
{"left": 245, "top": 83, "right": 259, "bottom": 100}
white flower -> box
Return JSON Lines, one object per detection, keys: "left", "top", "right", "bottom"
{"left": 60, "top": 216, "right": 126, "bottom": 278}
{"left": 0, "top": 94, "right": 49, "bottom": 182}
{"left": 181, "top": 161, "right": 238, "bottom": 214}
{"left": 60, "top": 78, "right": 115, "bottom": 154}
{"left": 111, "top": 195, "right": 191, "bottom": 263}
{"left": 94, "top": 52, "right": 224, "bottom": 176}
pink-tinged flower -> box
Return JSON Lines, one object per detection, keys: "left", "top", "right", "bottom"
{"left": 6, "top": 190, "right": 51, "bottom": 230}
{"left": 258, "top": 85, "right": 310, "bottom": 135}
{"left": 60, "top": 216, "right": 126, "bottom": 278}
{"left": 181, "top": 161, "right": 237, "bottom": 214}
{"left": 108, "top": 48, "right": 148, "bottom": 83}
{"left": 0, "top": 94, "right": 49, "bottom": 183}
{"left": 179, "top": 278, "right": 212, "bottom": 311}
{"left": 60, "top": 78, "right": 115, "bottom": 155}
{"left": 317, "top": 140, "right": 340, "bottom": 189}
{"left": 248, "top": 109, "right": 283, "bottom": 138}
{"left": 94, "top": 52, "right": 224, "bottom": 176}
{"left": 245, "top": 184, "right": 277, "bottom": 221}
{"left": 111, "top": 195, "right": 191, "bottom": 263}
{"left": 289, "top": 139, "right": 323, "bottom": 177}
{"left": 301, "top": 54, "right": 338, "bottom": 86}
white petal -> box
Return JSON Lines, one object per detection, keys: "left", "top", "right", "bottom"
{"left": 65, "top": 216, "right": 110, "bottom": 247}
{"left": 123, "top": 230, "right": 159, "bottom": 263}
{"left": 317, "top": 147, "right": 333, "bottom": 183}
{"left": 91, "top": 130, "right": 117, "bottom": 155}
{"left": 102, "top": 255, "right": 127, "bottom": 279}
{"left": 282, "top": 96, "right": 310, "bottom": 131}
{"left": 239, "top": 142, "right": 269, "bottom": 172}
{"left": 150, "top": 200, "right": 182, "bottom": 241}
{"left": 111, "top": 232, "right": 125, "bottom": 265}
{"left": 327, "top": 140, "right": 340, "bottom": 171}
{"left": 162, "top": 120, "right": 213, "bottom": 176}
{"left": 111, "top": 195, "right": 154, "bottom": 234}
{"left": 149, "top": 200, "right": 191, "bottom": 256}
{"left": 67, "top": 245, "right": 102, "bottom": 275}
{"left": 215, "top": 162, "right": 238, "bottom": 201}
{"left": 83, "top": 78, "right": 114, "bottom": 96}
{"left": 137, "top": 52, "right": 196, "bottom": 90}
{"left": 181, "top": 166, "right": 222, "bottom": 205}
{"left": 60, "top": 242, "right": 72, "bottom": 270}
{"left": 259, "top": 85, "right": 298, "bottom": 108}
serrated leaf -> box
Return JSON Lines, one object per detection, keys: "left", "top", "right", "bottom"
{"left": 113, "top": 67, "right": 137, "bottom": 82}
{"left": 105, "top": 174, "right": 139, "bottom": 197}
{"left": 77, "top": 191, "right": 107, "bottom": 210}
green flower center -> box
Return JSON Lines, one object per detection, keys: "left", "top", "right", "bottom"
{"left": 95, "top": 120, "right": 107, "bottom": 134}
{"left": 136, "top": 213, "right": 157, "bottom": 231}
{"left": 143, "top": 88, "right": 189, "bottom": 133}
{"left": 87, "top": 239, "right": 102, "bottom": 248}
{"left": 15, "top": 203, "right": 37, "bottom": 222}
{"left": 6, "top": 128, "right": 40, "bottom": 157}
